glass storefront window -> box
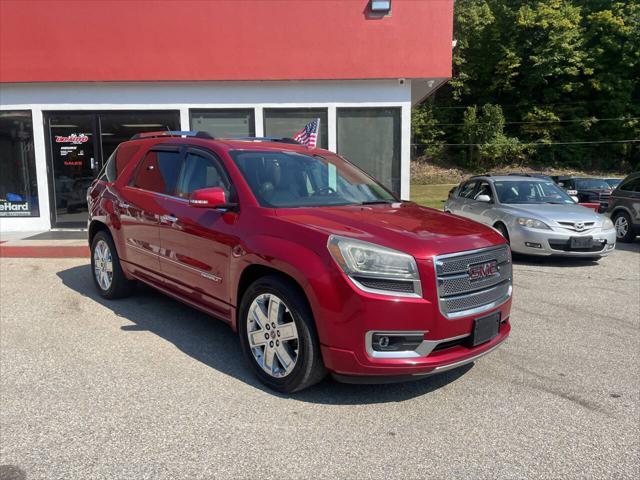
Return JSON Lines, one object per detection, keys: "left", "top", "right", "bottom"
{"left": 337, "top": 107, "right": 401, "bottom": 194}
{"left": 264, "top": 108, "right": 328, "bottom": 149}
{"left": 0, "top": 111, "right": 39, "bottom": 217}
{"left": 190, "top": 109, "right": 255, "bottom": 138}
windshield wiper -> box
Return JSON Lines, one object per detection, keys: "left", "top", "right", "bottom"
{"left": 359, "top": 200, "right": 395, "bottom": 205}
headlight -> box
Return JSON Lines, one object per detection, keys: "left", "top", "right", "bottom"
{"left": 327, "top": 235, "right": 421, "bottom": 297}
{"left": 602, "top": 217, "right": 614, "bottom": 229}
{"left": 517, "top": 217, "right": 551, "bottom": 230}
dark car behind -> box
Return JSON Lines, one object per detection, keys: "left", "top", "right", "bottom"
{"left": 603, "top": 172, "right": 640, "bottom": 242}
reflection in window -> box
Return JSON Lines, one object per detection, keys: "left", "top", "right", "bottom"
{"left": 0, "top": 111, "right": 39, "bottom": 217}
{"left": 337, "top": 108, "right": 401, "bottom": 194}
{"left": 190, "top": 109, "right": 255, "bottom": 138}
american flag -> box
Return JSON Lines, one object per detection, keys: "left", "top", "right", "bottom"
{"left": 293, "top": 118, "right": 320, "bottom": 148}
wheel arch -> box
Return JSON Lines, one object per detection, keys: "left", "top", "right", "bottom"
{"left": 88, "top": 220, "right": 110, "bottom": 246}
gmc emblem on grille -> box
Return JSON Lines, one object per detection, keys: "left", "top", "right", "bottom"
{"left": 468, "top": 261, "right": 499, "bottom": 281}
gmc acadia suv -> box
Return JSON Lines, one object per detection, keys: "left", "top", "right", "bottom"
{"left": 87, "top": 131, "right": 513, "bottom": 392}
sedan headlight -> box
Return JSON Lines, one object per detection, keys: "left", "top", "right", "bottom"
{"left": 517, "top": 217, "right": 551, "bottom": 230}
{"left": 602, "top": 217, "right": 614, "bottom": 229}
{"left": 327, "top": 235, "right": 421, "bottom": 297}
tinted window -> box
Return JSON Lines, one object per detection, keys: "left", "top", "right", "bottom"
{"left": 229, "top": 150, "right": 395, "bottom": 208}
{"left": 575, "top": 178, "right": 610, "bottom": 190}
{"left": 132, "top": 150, "right": 182, "bottom": 195}
{"left": 175, "top": 152, "right": 233, "bottom": 200}
{"left": 619, "top": 178, "right": 640, "bottom": 192}
{"left": 458, "top": 181, "right": 478, "bottom": 199}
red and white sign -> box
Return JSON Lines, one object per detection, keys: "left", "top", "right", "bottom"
{"left": 55, "top": 133, "right": 89, "bottom": 144}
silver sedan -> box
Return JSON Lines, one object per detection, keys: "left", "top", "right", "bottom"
{"left": 444, "top": 175, "right": 617, "bottom": 258}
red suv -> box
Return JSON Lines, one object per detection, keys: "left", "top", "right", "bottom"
{"left": 88, "top": 131, "right": 512, "bottom": 392}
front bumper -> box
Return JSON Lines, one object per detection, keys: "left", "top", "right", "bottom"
{"left": 509, "top": 225, "right": 616, "bottom": 257}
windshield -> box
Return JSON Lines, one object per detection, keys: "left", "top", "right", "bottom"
{"left": 575, "top": 178, "right": 610, "bottom": 190}
{"left": 494, "top": 180, "right": 575, "bottom": 205}
{"left": 229, "top": 150, "right": 396, "bottom": 207}
{"left": 605, "top": 178, "right": 622, "bottom": 188}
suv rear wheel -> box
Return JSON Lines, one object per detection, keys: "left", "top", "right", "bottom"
{"left": 238, "top": 275, "right": 326, "bottom": 393}
{"left": 613, "top": 211, "right": 635, "bottom": 243}
{"left": 90, "top": 231, "right": 136, "bottom": 299}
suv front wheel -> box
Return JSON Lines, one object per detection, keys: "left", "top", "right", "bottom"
{"left": 238, "top": 275, "right": 326, "bottom": 393}
{"left": 613, "top": 211, "right": 635, "bottom": 243}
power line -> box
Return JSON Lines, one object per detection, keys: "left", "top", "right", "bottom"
{"left": 429, "top": 100, "right": 640, "bottom": 110}
{"left": 411, "top": 139, "right": 640, "bottom": 147}
{"left": 432, "top": 116, "right": 640, "bottom": 127}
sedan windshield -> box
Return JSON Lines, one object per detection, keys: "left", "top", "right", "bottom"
{"left": 494, "top": 180, "right": 575, "bottom": 205}
{"left": 229, "top": 150, "right": 396, "bottom": 207}
{"left": 575, "top": 178, "right": 610, "bottom": 190}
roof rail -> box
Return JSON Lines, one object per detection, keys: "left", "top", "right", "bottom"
{"left": 508, "top": 172, "right": 532, "bottom": 177}
{"left": 470, "top": 173, "right": 492, "bottom": 178}
{"left": 130, "top": 130, "right": 214, "bottom": 141}
{"left": 230, "top": 136, "right": 301, "bottom": 144}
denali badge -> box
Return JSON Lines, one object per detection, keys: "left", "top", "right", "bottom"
{"left": 468, "top": 260, "right": 499, "bottom": 281}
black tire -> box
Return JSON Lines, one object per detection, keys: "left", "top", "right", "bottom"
{"left": 613, "top": 211, "right": 635, "bottom": 243}
{"left": 494, "top": 223, "right": 510, "bottom": 243}
{"left": 238, "top": 275, "right": 326, "bottom": 393}
{"left": 90, "top": 230, "right": 136, "bottom": 299}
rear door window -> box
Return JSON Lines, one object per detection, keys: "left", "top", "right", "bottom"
{"left": 132, "top": 149, "right": 183, "bottom": 195}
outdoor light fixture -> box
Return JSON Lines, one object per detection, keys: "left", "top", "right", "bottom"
{"left": 370, "top": 0, "right": 391, "bottom": 14}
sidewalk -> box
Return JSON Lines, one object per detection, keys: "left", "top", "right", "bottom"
{"left": 0, "top": 231, "right": 89, "bottom": 258}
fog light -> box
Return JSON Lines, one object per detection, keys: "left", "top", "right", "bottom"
{"left": 525, "top": 242, "right": 542, "bottom": 249}
{"left": 371, "top": 333, "right": 423, "bottom": 352}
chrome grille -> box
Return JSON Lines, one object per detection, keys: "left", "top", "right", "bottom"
{"left": 435, "top": 245, "right": 512, "bottom": 319}
{"left": 557, "top": 221, "right": 596, "bottom": 232}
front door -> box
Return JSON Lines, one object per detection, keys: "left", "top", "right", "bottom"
{"left": 158, "top": 147, "right": 239, "bottom": 320}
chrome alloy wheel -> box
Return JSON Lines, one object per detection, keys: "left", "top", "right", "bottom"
{"left": 93, "top": 239, "right": 114, "bottom": 291}
{"left": 615, "top": 216, "right": 629, "bottom": 239}
{"left": 246, "top": 293, "right": 299, "bottom": 378}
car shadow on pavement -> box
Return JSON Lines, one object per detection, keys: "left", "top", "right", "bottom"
{"left": 57, "top": 264, "right": 472, "bottom": 404}
{"left": 512, "top": 253, "right": 602, "bottom": 268}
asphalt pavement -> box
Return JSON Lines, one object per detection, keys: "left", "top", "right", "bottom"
{"left": 1, "top": 242, "right": 639, "bottom": 479}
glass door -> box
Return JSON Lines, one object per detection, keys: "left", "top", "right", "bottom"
{"left": 47, "top": 112, "right": 99, "bottom": 228}
{"left": 45, "top": 110, "right": 180, "bottom": 228}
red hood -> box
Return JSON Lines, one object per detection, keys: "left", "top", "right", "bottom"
{"left": 274, "top": 202, "right": 505, "bottom": 259}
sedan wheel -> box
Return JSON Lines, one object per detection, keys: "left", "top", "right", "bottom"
{"left": 246, "top": 293, "right": 299, "bottom": 378}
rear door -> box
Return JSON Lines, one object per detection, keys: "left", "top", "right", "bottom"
{"left": 157, "top": 147, "right": 239, "bottom": 318}
{"left": 117, "top": 146, "right": 183, "bottom": 277}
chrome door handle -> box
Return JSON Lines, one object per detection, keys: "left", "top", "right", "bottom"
{"left": 160, "top": 214, "right": 178, "bottom": 223}
{"left": 119, "top": 202, "right": 130, "bottom": 209}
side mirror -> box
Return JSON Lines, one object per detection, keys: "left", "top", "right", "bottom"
{"left": 477, "top": 194, "right": 491, "bottom": 203}
{"left": 189, "top": 187, "right": 236, "bottom": 210}
{"left": 571, "top": 195, "right": 579, "bottom": 203}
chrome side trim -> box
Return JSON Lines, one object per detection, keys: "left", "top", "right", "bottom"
{"left": 365, "top": 330, "right": 470, "bottom": 359}
{"left": 412, "top": 340, "right": 505, "bottom": 376}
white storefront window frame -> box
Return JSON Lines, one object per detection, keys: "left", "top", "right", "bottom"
{"left": 0, "top": 80, "right": 412, "bottom": 232}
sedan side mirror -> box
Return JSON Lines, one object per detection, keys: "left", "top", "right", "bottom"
{"left": 189, "top": 187, "right": 237, "bottom": 210}
{"left": 571, "top": 195, "right": 579, "bottom": 203}
{"left": 477, "top": 194, "right": 492, "bottom": 203}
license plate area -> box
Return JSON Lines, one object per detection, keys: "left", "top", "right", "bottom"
{"left": 470, "top": 312, "right": 500, "bottom": 347}
{"left": 570, "top": 236, "right": 593, "bottom": 249}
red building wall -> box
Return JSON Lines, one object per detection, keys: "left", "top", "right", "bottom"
{"left": 0, "top": 0, "right": 453, "bottom": 83}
